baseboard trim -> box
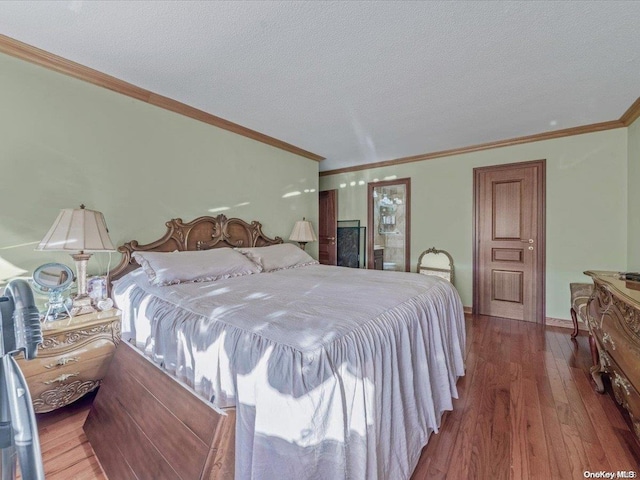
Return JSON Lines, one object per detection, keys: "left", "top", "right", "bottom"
{"left": 463, "top": 307, "right": 588, "bottom": 332}
{"left": 545, "top": 317, "right": 588, "bottom": 331}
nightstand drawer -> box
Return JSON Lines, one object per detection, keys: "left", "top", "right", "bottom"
{"left": 14, "top": 309, "right": 121, "bottom": 413}
{"left": 28, "top": 351, "right": 115, "bottom": 413}
{"left": 20, "top": 339, "right": 116, "bottom": 380}
{"left": 30, "top": 351, "right": 113, "bottom": 388}
{"left": 20, "top": 340, "right": 116, "bottom": 385}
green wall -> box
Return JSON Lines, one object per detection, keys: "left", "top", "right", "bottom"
{"left": 0, "top": 53, "right": 318, "bottom": 280}
{"left": 628, "top": 117, "right": 640, "bottom": 270}
{"left": 320, "top": 128, "right": 629, "bottom": 320}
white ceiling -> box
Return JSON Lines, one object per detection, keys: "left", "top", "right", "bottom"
{"left": 1, "top": 1, "right": 639, "bottom": 172}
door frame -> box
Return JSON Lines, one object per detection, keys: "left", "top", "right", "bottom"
{"left": 367, "top": 178, "right": 411, "bottom": 271}
{"left": 318, "top": 189, "right": 338, "bottom": 265}
{"left": 472, "top": 159, "right": 546, "bottom": 323}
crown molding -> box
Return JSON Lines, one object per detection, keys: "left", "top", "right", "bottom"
{"left": 3, "top": 33, "right": 635, "bottom": 170}
{"left": 620, "top": 96, "right": 640, "bottom": 126}
{"left": 0, "top": 34, "right": 324, "bottom": 162}
{"left": 320, "top": 118, "right": 626, "bottom": 177}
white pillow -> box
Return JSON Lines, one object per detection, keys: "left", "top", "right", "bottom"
{"left": 132, "top": 248, "right": 261, "bottom": 286}
{"left": 236, "top": 243, "right": 318, "bottom": 272}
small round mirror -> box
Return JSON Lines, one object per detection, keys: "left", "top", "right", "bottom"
{"left": 32, "top": 263, "right": 74, "bottom": 321}
{"left": 32, "top": 263, "right": 74, "bottom": 292}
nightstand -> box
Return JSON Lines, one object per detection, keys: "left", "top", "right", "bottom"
{"left": 15, "top": 309, "right": 121, "bottom": 413}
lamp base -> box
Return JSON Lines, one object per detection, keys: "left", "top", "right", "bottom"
{"left": 70, "top": 295, "right": 96, "bottom": 316}
{"left": 297, "top": 242, "right": 307, "bottom": 251}
{"left": 70, "top": 252, "right": 96, "bottom": 316}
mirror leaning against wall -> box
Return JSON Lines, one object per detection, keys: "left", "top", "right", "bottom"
{"left": 417, "top": 247, "right": 455, "bottom": 284}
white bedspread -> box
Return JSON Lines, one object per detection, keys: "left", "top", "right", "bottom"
{"left": 113, "top": 265, "right": 466, "bottom": 480}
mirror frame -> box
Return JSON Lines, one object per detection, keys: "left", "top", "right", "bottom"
{"left": 32, "top": 262, "right": 74, "bottom": 293}
{"left": 417, "top": 247, "right": 455, "bottom": 283}
{"left": 367, "top": 177, "right": 411, "bottom": 271}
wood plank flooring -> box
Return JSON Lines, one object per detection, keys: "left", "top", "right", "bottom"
{"left": 412, "top": 315, "right": 640, "bottom": 479}
{"left": 22, "top": 315, "right": 640, "bottom": 479}
{"left": 17, "top": 390, "right": 106, "bottom": 480}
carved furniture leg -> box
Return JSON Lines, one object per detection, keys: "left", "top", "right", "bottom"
{"left": 590, "top": 365, "right": 605, "bottom": 394}
{"left": 570, "top": 307, "right": 579, "bottom": 338}
{"left": 589, "top": 334, "right": 605, "bottom": 393}
{"left": 589, "top": 333, "right": 598, "bottom": 366}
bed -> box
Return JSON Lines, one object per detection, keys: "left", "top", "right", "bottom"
{"left": 83, "top": 215, "right": 466, "bottom": 480}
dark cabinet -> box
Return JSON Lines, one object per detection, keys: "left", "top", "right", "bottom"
{"left": 373, "top": 248, "right": 384, "bottom": 270}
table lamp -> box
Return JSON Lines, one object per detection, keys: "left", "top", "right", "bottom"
{"left": 36, "top": 205, "right": 115, "bottom": 316}
{"left": 289, "top": 218, "right": 317, "bottom": 251}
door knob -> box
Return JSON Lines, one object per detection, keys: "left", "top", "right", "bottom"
{"left": 521, "top": 239, "right": 534, "bottom": 244}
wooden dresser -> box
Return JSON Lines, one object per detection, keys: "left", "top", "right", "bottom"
{"left": 16, "top": 309, "right": 121, "bottom": 413}
{"left": 585, "top": 271, "right": 640, "bottom": 440}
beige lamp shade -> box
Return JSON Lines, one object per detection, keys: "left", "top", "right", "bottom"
{"left": 37, "top": 205, "right": 116, "bottom": 252}
{"left": 289, "top": 219, "right": 317, "bottom": 244}
{"left": 37, "top": 205, "right": 115, "bottom": 316}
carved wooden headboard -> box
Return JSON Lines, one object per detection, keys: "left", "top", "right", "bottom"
{"left": 109, "top": 214, "right": 283, "bottom": 283}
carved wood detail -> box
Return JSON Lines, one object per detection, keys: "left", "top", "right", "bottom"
{"left": 614, "top": 296, "right": 640, "bottom": 337}
{"left": 17, "top": 310, "right": 121, "bottom": 413}
{"left": 90, "top": 216, "right": 282, "bottom": 476}
{"left": 584, "top": 271, "right": 640, "bottom": 443}
{"left": 110, "top": 215, "right": 283, "bottom": 284}
{"left": 32, "top": 379, "right": 100, "bottom": 412}
{"left": 41, "top": 323, "right": 117, "bottom": 349}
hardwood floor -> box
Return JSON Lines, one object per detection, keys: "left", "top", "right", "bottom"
{"left": 412, "top": 315, "right": 640, "bottom": 479}
{"left": 19, "top": 390, "right": 106, "bottom": 480}
{"left": 23, "top": 315, "right": 640, "bottom": 479}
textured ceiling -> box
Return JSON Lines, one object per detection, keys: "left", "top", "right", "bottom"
{"left": 1, "top": 1, "right": 639, "bottom": 172}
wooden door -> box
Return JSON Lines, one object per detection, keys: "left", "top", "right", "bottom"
{"left": 473, "top": 160, "right": 545, "bottom": 323}
{"left": 318, "top": 190, "right": 337, "bottom": 265}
